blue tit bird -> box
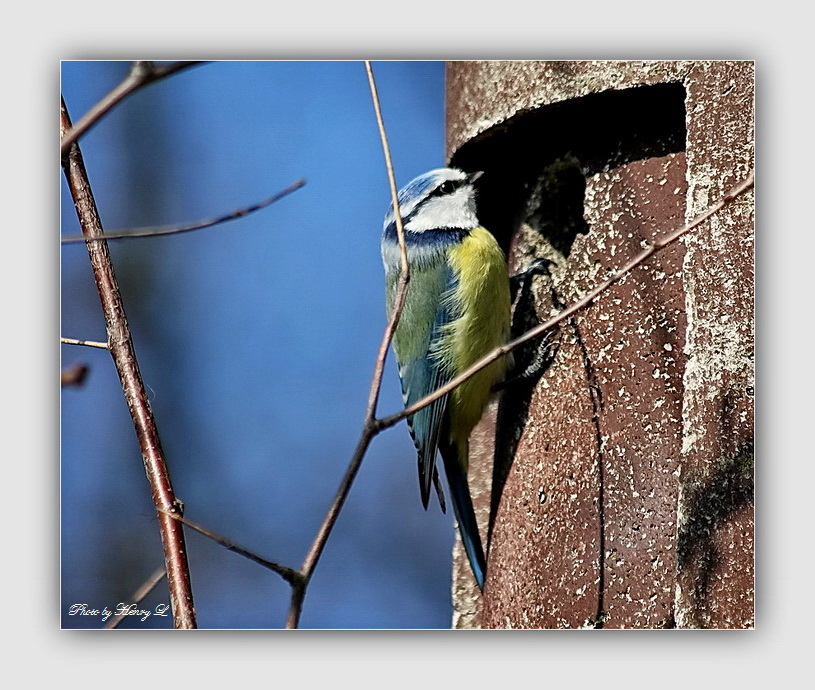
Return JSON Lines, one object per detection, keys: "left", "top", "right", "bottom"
{"left": 381, "top": 167, "right": 511, "bottom": 591}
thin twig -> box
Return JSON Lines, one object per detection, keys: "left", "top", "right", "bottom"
{"left": 61, "top": 97, "right": 197, "bottom": 629}
{"left": 283, "top": 61, "right": 412, "bottom": 629}
{"left": 61, "top": 336, "right": 109, "bottom": 349}
{"left": 102, "top": 566, "right": 167, "bottom": 629}
{"left": 159, "top": 510, "right": 303, "bottom": 585}
{"left": 362, "top": 60, "right": 411, "bottom": 419}
{"left": 60, "top": 180, "right": 305, "bottom": 244}
{"left": 60, "top": 61, "right": 206, "bottom": 156}
{"left": 375, "top": 170, "right": 755, "bottom": 432}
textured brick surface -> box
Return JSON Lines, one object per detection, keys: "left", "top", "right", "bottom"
{"left": 447, "top": 61, "right": 754, "bottom": 629}
{"left": 675, "top": 61, "right": 755, "bottom": 628}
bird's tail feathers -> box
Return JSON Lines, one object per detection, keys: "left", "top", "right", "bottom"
{"left": 440, "top": 440, "right": 487, "bottom": 591}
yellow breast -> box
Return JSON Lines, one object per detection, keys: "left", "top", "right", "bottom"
{"left": 442, "top": 226, "right": 511, "bottom": 458}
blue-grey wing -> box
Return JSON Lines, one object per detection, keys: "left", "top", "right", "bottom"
{"left": 390, "top": 262, "right": 457, "bottom": 510}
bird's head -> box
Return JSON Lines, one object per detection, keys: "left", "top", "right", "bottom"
{"left": 383, "top": 168, "right": 483, "bottom": 235}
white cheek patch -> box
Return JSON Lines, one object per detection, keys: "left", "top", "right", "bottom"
{"left": 405, "top": 187, "right": 479, "bottom": 232}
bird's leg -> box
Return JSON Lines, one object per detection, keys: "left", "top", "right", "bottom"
{"left": 507, "top": 329, "right": 560, "bottom": 385}
{"left": 509, "top": 257, "right": 556, "bottom": 300}
{"left": 495, "top": 258, "right": 561, "bottom": 391}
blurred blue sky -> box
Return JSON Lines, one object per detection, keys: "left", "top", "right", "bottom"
{"left": 60, "top": 60, "right": 455, "bottom": 629}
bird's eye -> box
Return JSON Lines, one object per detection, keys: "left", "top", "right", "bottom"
{"left": 438, "top": 181, "right": 457, "bottom": 195}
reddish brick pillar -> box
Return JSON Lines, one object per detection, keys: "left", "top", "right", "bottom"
{"left": 446, "top": 61, "right": 754, "bottom": 629}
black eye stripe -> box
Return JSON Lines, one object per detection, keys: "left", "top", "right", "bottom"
{"left": 433, "top": 179, "right": 462, "bottom": 197}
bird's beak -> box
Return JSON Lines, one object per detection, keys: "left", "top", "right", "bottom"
{"left": 467, "top": 171, "right": 484, "bottom": 183}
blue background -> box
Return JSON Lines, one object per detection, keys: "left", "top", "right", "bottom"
{"left": 60, "top": 60, "right": 455, "bottom": 629}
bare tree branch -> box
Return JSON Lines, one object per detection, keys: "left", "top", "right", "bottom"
{"left": 362, "top": 61, "right": 411, "bottom": 419}
{"left": 160, "top": 510, "right": 303, "bottom": 585}
{"left": 61, "top": 337, "right": 109, "bottom": 349}
{"left": 60, "top": 179, "right": 305, "bottom": 244}
{"left": 284, "top": 60, "right": 412, "bottom": 629}
{"left": 60, "top": 96, "right": 197, "bottom": 629}
{"left": 60, "top": 61, "right": 206, "bottom": 156}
